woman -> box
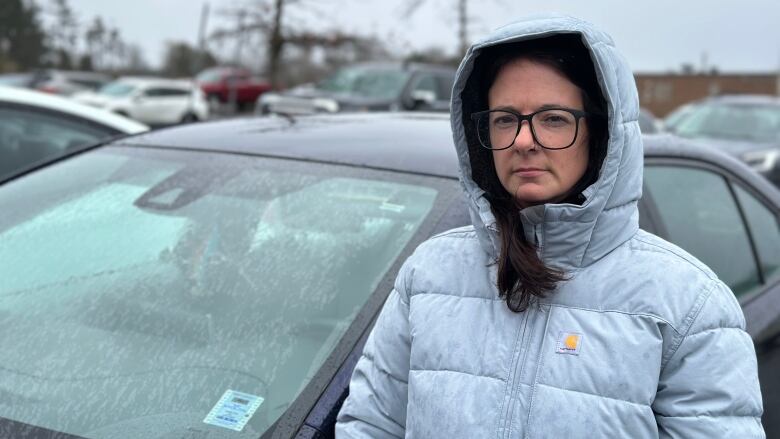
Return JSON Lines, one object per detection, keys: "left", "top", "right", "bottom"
{"left": 336, "top": 14, "right": 765, "bottom": 438}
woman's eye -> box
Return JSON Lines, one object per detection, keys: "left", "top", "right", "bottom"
{"left": 539, "top": 113, "right": 572, "bottom": 126}
{"left": 492, "top": 116, "right": 516, "bottom": 127}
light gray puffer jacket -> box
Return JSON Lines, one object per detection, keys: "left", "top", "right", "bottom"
{"left": 336, "top": 14, "right": 764, "bottom": 439}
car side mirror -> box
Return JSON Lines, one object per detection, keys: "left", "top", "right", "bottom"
{"left": 410, "top": 90, "right": 436, "bottom": 106}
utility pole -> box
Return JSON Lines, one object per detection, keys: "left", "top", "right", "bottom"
{"left": 198, "top": 3, "right": 210, "bottom": 52}
{"left": 403, "top": 0, "right": 471, "bottom": 58}
{"left": 267, "top": 0, "right": 285, "bottom": 89}
{"left": 197, "top": 2, "right": 210, "bottom": 72}
{"left": 458, "top": 0, "right": 468, "bottom": 56}
{"left": 228, "top": 9, "right": 246, "bottom": 114}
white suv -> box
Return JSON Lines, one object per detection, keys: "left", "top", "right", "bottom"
{"left": 74, "top": 77, "right": 209, "bottom": 126}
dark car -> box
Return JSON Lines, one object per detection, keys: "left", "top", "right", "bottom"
{"left": 1, "top": 114, "right": 778, "bottom": 438}
{"left": 664, "top": 94, "right": 780, "bottom": 186}
{"left": 256, "top": 62, "right": 456, "bottom": 115}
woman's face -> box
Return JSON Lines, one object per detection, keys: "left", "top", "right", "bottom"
{"left": 489, "top": 58, "right": 589, "bottom": 208}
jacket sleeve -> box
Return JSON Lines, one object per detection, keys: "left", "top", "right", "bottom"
{"left": 335, "top": 263, "right": 413, "bottom": 438}
{"left": 652, "top": 280, "right": 765, "bottom": 438}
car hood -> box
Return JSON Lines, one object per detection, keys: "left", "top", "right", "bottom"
{"left": 72, "top": 92, "right": 121, "bottom": 108}
{"left": 278, "top": 86, "right": 395, "bottom": 107}
{"left": 677, "top": 135, "right": 780, "bottom": 156}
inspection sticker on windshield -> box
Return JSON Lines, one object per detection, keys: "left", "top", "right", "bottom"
{"left": 203, "top": 390, "right": 264, "bottom": 432}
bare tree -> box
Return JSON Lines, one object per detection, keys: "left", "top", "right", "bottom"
{"left": 47, "top": 0, "right": 79, "bottom": 68}
{"left": 402, "top": 0, "right": 507, "bottom": 57}
{"left": 82, "top": 16, "right": 146, "bottom": 74}
{"left": 209, "top": 0, "right": 340, "bottom": 88}
{"left": 84, "top": 16, "right": 105, "bottom": 70}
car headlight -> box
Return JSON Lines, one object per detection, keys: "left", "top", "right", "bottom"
{"left": 742, "top": 149, "right": 780, "bottom": 173}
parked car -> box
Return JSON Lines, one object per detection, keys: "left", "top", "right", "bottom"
{"left": 73, "top": 77, "right": 209, "bottom": 126}
{"left": 0, "top": 85, "right": 147, "bottom": 180}
{"left": 0, "top": 114, "right": 778, "bottom": 438}
{"left": 638, "top": 107, "right": 662, "bottom": 134}
{"left": 196, "top": 66, "right": 272, "bottom": 112}
{"left": 0, "top": 72, "right": 35, "bottom": 88}
{"left": 663, "top": 95, "right": 780, "bottom": 186}
{"left": 256, "top": 62, "right": 456, "bottom": 115}
{"left": 28, "top": 69, "right": 111, "bottom": 96}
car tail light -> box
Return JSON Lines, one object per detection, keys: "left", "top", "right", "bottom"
{"left": 37, "top": 85, "right": 60, "bottom": 94}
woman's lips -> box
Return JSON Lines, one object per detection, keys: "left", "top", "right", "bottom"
{"left": 513, "top": 168, "right": 546, "bottom": 177}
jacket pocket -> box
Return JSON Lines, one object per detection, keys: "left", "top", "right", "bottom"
{"left": 534, "top": 305, "right": 664, "bottom": 406}
{"left": 522, "top": 305, "right": 664, "bottom": 438}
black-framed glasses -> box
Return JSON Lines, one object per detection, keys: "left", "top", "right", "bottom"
{"left": 470, "top": 107, "right": 589, "bottom": 150}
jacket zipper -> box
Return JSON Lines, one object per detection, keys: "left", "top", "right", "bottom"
{"left": 501, "top": 306, "right": 534, "bottom": 439}
{"left": 503, "top": 224, "right": 544, "bottom": 438}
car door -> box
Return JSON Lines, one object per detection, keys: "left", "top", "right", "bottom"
{"left": 404, "top": 73, "right": 452, "bottom": 112}
{"left": 640, "top": 157, "right": 780, "bottom": 435}
{"left": 134, "top": 87, "right": 188, "bottom": 124}
{"left": 640, "top": 158, "right": 780, "bottom": 342}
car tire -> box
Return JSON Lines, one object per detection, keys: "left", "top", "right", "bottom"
{"left": 180, "top": 113, "right": 199, "bottom": 124}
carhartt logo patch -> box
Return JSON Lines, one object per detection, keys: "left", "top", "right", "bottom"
{"left": 556, "top": 331, "right": 583, "bottom": 355}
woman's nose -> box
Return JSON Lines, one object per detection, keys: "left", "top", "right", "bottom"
{"left": 512, "top": 120, "right": 536, "bottom": 151}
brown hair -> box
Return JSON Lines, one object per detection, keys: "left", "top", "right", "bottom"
{"left": 460, "top": 34, "right": 609, "bottom": 312}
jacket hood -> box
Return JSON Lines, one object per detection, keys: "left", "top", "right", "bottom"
{"left": 451, "top": 13, "right": 643, "bottom": 270}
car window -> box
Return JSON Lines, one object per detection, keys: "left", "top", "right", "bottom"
{"left": 196, "top": 70, "right": 223, "bottom": 83}
{"left": 0, "top": 146, "right": 442, "bottom": 438}
{"left": 0, "top": 105, "right": 117, "bottom": 180}
{"left": 671, "top": 103, "right": 780, "bottom": 143}
{"left": 437, "top": 73, "right": 455, "bottom": 100}
{"left": 319, "top": 67, "right": 411, "bottom": 99}
{"left": 0, "top": 73, "right": 33, "bottom": 87}
{"left": 644, "top": 165, "right": 760, "bottom": 296}
{"left": 412, "top": 75, "right": 439, "bottom": 98}
{"left": 143, "top": 87, "right": 189, "bottom": 97}
{"left": 99, "top": 82, "right": 137, "bottom": 97}
{"left": 70, "top": 78, "right": 106, "bottom": 89}
{"left": 733, "top": 184, "right": 780, "bottom": 282}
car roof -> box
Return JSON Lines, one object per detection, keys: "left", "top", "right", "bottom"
{"left": 643, "top": 133, "right": 780, "bottom": 203}
{"left": 702, "top": 94, "right": 780, "bottom": 106}
{"left": 0, "top": 85, "right": 148, "bottom": 133}
{"left": 120, "top": 113, "right": 461, "bottom": 178}
{"left": 114, "top": 77, "right": 194, "bottom": 88}
{"left": 44, "top": 70, "right": 111, "bottom": 80}
{"left": 117, "top": 112, "right": 779, "bottom": 193}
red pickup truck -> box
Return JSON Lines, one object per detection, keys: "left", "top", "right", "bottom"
{"left": 195, "top": 66, "right": 272, "bottom": 112}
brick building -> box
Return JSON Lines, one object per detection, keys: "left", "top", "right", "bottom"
{"left": 634, "top": 73, "right": 780, "bottom": 117}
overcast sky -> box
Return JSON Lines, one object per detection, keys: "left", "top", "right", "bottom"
{"left": 63, "top": 0, "right": 780, "bottom": 73}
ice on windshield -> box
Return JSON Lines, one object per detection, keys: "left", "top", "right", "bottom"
{"left": 0, "top": 148, "right": 438, "bottom": 438}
